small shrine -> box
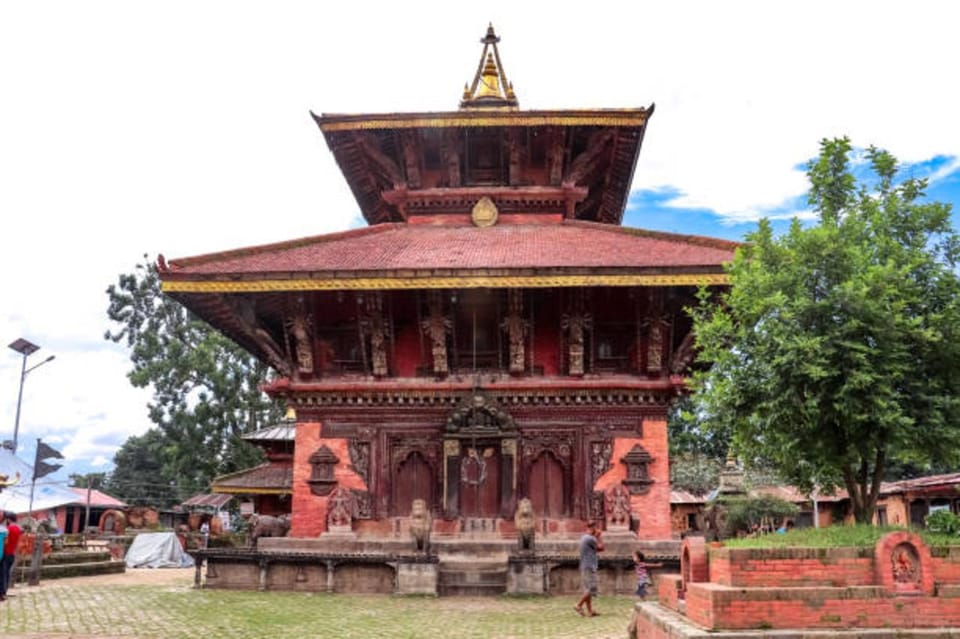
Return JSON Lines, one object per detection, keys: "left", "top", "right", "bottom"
{"left": 161, "top": 26, "right": 737, "bottom": 593}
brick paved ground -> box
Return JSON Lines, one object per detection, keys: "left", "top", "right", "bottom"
{"left": 0, "top": 569, "right": 636, "bottom": 638}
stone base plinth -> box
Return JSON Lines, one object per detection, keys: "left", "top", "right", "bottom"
{"left": 395, "top": 561, "right": 438, "bottom": 595}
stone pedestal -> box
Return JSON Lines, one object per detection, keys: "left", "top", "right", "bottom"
{"left": 506, "top": 559, "right": 546, "bottom": 595}
{"left": 395, "top": 561, "right": 438, "bottom": 595}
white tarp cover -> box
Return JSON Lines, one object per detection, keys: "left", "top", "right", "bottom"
{"left": 0, "top": 449, "right": 80, "bottom": 514}
{"left": 125, "top": 532, "right": 195, "bottom": 568}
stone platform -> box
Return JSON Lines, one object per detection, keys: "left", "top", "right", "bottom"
{"left": 193, "top": 533, "right": 679, "bottom": 596}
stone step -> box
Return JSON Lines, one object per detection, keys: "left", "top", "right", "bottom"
{"left": 438, "top": 562, "right": 507, "bottom": 596}
{"left": 29, "top": 550, "right": 112, "bottom": 566}
{"left": 15, "top": 559, "right": 125, "bottom": 581}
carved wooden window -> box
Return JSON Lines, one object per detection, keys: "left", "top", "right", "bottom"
{"left": 307, "top": 446, "right": 339, "bottom": 496}
{"left": 621, "top": 444, "right": 654, "bottom": 495}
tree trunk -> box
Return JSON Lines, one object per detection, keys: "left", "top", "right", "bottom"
{"left": 842, "top": 448, "right": 886, "bottom": 524}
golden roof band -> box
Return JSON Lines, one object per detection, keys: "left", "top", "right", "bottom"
{"left": 162, "top": 272, "right": 729, "bottom": 293}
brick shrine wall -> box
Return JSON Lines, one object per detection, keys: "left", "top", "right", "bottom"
{"left": 708, "top": 547, "right": 875, "bottom": 587}
{"left": 685, "top": 582, "right": 960, "bottom": 630}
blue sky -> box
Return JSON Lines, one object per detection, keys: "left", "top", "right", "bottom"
{"left": 625, "top": 154, "right": 960, "bottom": 242}
{"left": 2, "top": 0, "right": 959, "bottom": 489}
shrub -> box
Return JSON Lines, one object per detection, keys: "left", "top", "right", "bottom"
{"left": 711, "top": 495, "right": 798, "bottom": 538}
{"left": 925, "top": 510, "right": 960, "bottom": 536}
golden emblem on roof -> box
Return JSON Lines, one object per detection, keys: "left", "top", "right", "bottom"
{"left": 471, "top": 196, "right": 499, "bottom": 227}
{"left": 460, "top": 24, "right": 518, "bottom": 110}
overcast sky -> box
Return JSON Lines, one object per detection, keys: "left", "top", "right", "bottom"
{"left": 2, "top": 1, "right": 959, "bottom": 484}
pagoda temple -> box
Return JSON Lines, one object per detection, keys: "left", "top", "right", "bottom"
{"left": 159, "top": 26, "right": 736, "bottom": 545}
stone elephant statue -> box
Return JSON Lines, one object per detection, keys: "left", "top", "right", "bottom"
{"left": 249, "top": 514, "right": 291, "bottom": 546}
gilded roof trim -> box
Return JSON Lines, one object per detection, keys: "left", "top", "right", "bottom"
{"left": 316, "top": 109, "right": 651, "bottom": 132}
{"left": 162, "top": 272, "right": 729, "bottom": 293}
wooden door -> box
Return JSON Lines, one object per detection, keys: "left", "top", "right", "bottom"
{"left": 459, "top": 443, "right": 501, "bottom": 517}
{"left": 393, "top": 451, "right": 434, "bottom": 516}
{"left": 528, "top": 452, "right": 565, "bottom": 517}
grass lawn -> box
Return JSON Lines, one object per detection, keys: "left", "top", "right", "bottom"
{"left": 723, "top": 524, "right": 959, "bottom": 548}
{"left": 1, "top": 580, "right": 638, "bottom": 639}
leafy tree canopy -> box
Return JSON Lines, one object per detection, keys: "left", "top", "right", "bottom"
{"left": 104, "top": 256, "right": 283, "bottom": 505}
{"left": 691, "top": 138, "right": 960, "bottom": 523}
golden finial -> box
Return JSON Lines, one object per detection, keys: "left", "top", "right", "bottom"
{"left": 459, "top": 24, "right": 519, "bottom": 110}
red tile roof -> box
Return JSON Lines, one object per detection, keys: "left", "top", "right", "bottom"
{"left": 210, "top": 462, "right": 293, "bottom": 494}
{"left": 181, "top": 493, "right": 233, "bottom": 509}
{"left": 163, "top": 221, "right": 737, "bottom": 277}
{"left": 67, "top": 487, "right": 126, "bottom": 508}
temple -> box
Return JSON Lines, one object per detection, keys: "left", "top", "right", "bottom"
{"left": 159, "top": 26, "right": 736, "bottom": 584}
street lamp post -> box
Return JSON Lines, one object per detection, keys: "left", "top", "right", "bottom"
{"left": 8, "top": 338, "right": 55, "bottom": 454}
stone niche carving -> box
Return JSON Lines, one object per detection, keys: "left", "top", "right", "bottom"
{"left": 621, "top": 444, "right": 654, "bottom": 495}
{"left": 307, "top": 445, "right": 339, "bottom": 496}
{"left": 891, "top": 542, "right": 921, "bottom": 589}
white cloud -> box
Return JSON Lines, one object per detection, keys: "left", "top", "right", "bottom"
{"left": 2, "top": 0, "right": 959, "bottom": 473}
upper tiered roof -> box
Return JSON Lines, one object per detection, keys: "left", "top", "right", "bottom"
{"left": 312, "top": 25, "right": 653, "bottom": 226}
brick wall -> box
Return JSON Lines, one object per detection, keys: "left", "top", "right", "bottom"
{"left": 686, "top": 582, "right": 960, "bottom": 629}
{"left": 290, "top": 420, "right": 367, "bottom": 537}
{"left": 593, "top": 416, "right": 670, "bottom": 539}
{"left": 708, "top": 547, "right": 875, "bottom": 587}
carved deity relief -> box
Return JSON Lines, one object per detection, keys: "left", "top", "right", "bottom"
{"left": 891, "top": 542, "right": 921, "bottom": 586}
{"left": 326, "top": 486, "right": 354, "bottom": 529}
{"left": 500, "top": 289, "right": 529, "bottom": 375}
{"left": 590, "top": 440, "right": 613, "bottom": 486}
{"left": 561, "top": 312, "right": 592, "bottom": 376}
{"left": 348, "top": 440, "right": 370, "bottom": 485}
{"left": 604, "top": 483, "right": 632, "bottom": 531}
{"left": 646, "top": 319, "right": 669, "bottom": 374}
{"left": 360, "top": 292, "right": 389, "bottom": 377}
{"left": 420, "top": 292, "right": 451, "bottom": 377}
{"left": 285, "top": 312, "right": 314, "bottom": 375}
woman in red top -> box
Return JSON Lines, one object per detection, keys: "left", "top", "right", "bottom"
{"left": 0, "top": 511, "right": 22, "bottom": 601}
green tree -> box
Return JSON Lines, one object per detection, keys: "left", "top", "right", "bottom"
{"left": 102, "top": 428, "right": 178, "bottom": 507}
{"left": 105, "top": 256, "right": 283, "bottom": 501}
{"left": 68, "top": 472, "right": 107, "bottom": 489}
{"left": 668, "top": 397, "right": 730, "bottom": 495}
{"left": 691, "top": 138, "right": 960, "bottom": 524}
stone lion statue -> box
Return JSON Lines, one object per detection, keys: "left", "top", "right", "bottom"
{"left": 409, "top": 499, "right": 432, "bottom": 553}
{"left": 514, "top": 498, "right": 536, "bottom": 551}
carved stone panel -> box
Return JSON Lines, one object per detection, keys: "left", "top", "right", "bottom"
{"left": 604, "top": 483, "right": 631, "bottom": 532}
{"left": 352, "top": 489, "right": 373, "bottom": 520}
{"left": 326, "top": 485, "right": 355, "bottom": 529}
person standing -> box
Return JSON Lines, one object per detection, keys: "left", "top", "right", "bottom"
{"left": 0, "top": 511, "right": 22, "bottom": 602}
{"left": 574, "top": 520, "right": 604, "bottom": 617}
{"left": 200, "top": 520, "right": 210, "bottom": 549}
{"left": 632, "top": 550, "right": 663, "bottom": 599}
